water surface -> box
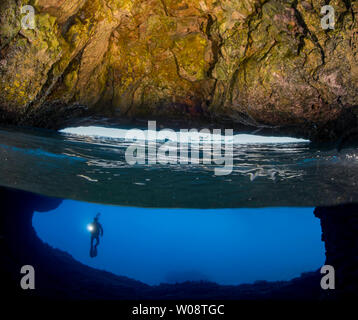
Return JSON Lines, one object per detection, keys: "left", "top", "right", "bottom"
{"left": 1, "top": 125, "right": 357, "bottom": 207}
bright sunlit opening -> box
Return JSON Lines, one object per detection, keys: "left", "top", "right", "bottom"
{"left": 60, "top": 126, "right": 310, "bottom": 144}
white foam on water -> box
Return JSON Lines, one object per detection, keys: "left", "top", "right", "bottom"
{"left": 60, "top": 126, "right": 310, "bottom": 144}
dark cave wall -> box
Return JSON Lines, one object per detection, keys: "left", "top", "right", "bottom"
{"left": 314, "top": 204, "right": 358, "bottom": 299}
{"left": 0, "top": 1, "right": 357, "bottom": 141}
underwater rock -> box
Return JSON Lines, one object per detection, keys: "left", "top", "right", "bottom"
{"left": 315, "top": 204, "right": 358, "bottom": 300}
{"left": 0, "top": 0, "right": 357, "bottom": 141}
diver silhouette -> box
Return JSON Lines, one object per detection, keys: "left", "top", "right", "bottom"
{"left": 89, "top": 213, "right": 104, "bottom": 258}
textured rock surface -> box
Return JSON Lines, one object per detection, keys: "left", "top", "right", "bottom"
{"left": 0, "top": 0, "right": 358, "bottom": 140}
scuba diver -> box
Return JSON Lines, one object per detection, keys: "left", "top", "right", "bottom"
{"left": 89, "top": 213, "right": 104, "bottom": 258}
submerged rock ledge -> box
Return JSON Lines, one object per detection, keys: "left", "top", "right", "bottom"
{"left": 1, "top": 0, "right": 358, "bottom": 141}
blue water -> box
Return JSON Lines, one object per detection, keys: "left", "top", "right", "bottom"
{"left": 33, "top": 202, "right": 325, "bottom": 285}
{"left": 0, "top": 125, "right": 350, "bottom": 285}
